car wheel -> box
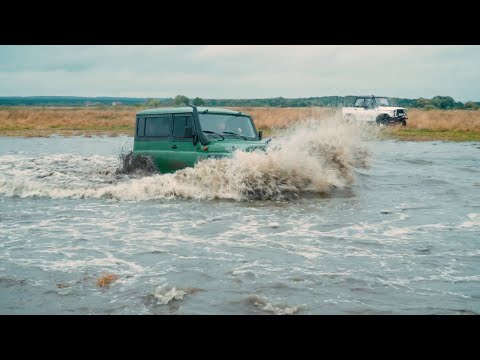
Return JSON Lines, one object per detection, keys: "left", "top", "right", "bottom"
{"left": 402, "top": 120, "right": 407, "bottom": 126}
{"left": 376, "top": 114, "right": 390, "bottom": 126}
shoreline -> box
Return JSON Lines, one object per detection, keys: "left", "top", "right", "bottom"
{"left": 1, "top": 128, "right": 480, "bottom": 142}
{"left": 1, "top": 106, "right": 480, "bottom": 142}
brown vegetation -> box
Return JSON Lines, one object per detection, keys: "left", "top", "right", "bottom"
{"left": 0, "top": 106, "right": 135, "bottom": 136}
{"left": 229, "top": 107, "right": 338, "bottom": 129}
{"left": 382, "top": 109, "right": 480, "bottom": 141}
{"left": 405, "top": 109, "right": 480, "bottom": 131}
{"left": 1, "top": 106, "right": 480, "bottom": 140}
{"left": 233, "top": 107, "right": 480, "bottom": 132}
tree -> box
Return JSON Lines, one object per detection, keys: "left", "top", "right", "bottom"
{"left": 431, "top": 96, "right": 456, "bottom": 110}
{"left": 415, "top": 98, "right": 431, "bottom": 108}
{"left": 192, "top": 97, "right": 205, "bottom": 106}
{"left": 465, "top": 101, "right": 479, "bottom": 110}
{"left": 146, "top": 98, "right": 161, "bottom": 107}
{"left": 174, "top": 95, "right": 190, "bottom": 106}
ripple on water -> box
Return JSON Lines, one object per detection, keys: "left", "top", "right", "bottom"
{"left": 1, "top": 136, "right": 479, "bottom": 314}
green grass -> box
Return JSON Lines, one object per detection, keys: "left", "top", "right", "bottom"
{"left": 381, "top": 129, "right": 480, "bottom": 142}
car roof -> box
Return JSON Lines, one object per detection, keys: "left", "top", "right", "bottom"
{"left": 137, "top": 107, "right": 246, "bottom": 116}
{"left": 354, "top": 95, "right": 388, "bottom": 98}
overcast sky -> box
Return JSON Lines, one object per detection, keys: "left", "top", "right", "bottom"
{"left": 0, "top": 45, "right": 479, "bottom": 101}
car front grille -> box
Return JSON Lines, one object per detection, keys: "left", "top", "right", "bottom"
{"left": 245, "top": 146, "right": 266, "bottom": 152}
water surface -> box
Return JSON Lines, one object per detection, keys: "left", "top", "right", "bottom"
{"left": 1, "top": 133, "right": 479, "bottom": 314}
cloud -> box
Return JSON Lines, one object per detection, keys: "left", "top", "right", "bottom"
{"left": 0, "top": 45, "right": 479, "bottom": 101}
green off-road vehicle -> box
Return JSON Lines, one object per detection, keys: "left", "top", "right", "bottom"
{"left": 133, "top": 105, "right": 270, "bottom": 173}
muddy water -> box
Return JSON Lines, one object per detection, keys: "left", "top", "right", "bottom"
{"left": 0, "top": 124, "right": 479, "bottom": 314}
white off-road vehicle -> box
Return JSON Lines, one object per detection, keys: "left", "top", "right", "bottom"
{"left": 342, "top": 95, "right": 407, "bottom": 126}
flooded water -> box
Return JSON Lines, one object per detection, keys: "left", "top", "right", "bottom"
{"left": 1, "top": 124, "right": 479, "bottom": 314}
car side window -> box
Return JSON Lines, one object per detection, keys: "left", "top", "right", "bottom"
{"left": 145, "top": 116, "right": 171, "bottom": 138}
{"left": 137, "top": 117, "right": 145, "bottom": 137}
{"left": 354, "top": 98, "right": 365, "bottom": 107}
{"left": 173, "top": 115, "right": 193, "bottom": 139}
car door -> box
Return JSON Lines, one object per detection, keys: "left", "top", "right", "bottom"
{"left": 352, "top": 98, "right": 367, "bottom": 121}
{"left": 360, "top": 98, "right": 376, "bottom": 121}
{"left": 168, "top": 114, "right": 200, "bottom": 171}
{"left": 134, "top": 115, "right": 173, "bottom": 173}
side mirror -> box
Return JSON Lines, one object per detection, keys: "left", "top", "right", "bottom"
{"left": 184, "top": 126, "right": 193, "bottom": 138}
{"left": 258, "top": 130, "right": 263, "bottom": 140}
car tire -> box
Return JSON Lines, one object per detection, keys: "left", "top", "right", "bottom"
{"left": 402, "top": 120, "right": 407, "bottom": 126}
{"left": 376, "top": 114, "right": 390, "bottom": 126}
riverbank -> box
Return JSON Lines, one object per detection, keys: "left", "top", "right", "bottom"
{"left": 1, "top": 106, "right": 479, "bottom": 141}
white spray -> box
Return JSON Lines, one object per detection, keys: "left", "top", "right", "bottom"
{"left": 0, "top": 117, "right": 376, "bottom": 201}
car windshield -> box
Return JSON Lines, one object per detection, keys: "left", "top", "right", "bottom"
{"left": 354, "top": 98, "right": 370, "bottom": 107}
{"left": 375, "top": 97, "right": 390, "bottom": 106}
{"left": 354, "top": 97, "right": 390, "bottom": 107}
{"left": 198, "top": 113, "right": 256, "bottom": 139}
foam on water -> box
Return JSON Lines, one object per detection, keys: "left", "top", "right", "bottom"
{"left": 0, "top": 118, "right": 375, "bottom": 201}
{"left": 151, "top": 286, "right": 201, "bottom": 305}
{"left": 246, "top": 294, "right": 302, "bottom": 315}
{"left": 1, "top": 131, "right": 479, "bottom": 314}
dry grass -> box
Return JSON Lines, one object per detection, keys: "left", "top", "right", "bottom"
{"left": 383, "top": 109, "right": 480, "bottom": 141}
{"left": 232, "top": 107, "right": 480, "bottom": 132}
{"left": 0, "top": 106, "right": 136, "bottom": 136}
{"left": 228, "top": 107, "right": 338, "bottom": 129}
{"left": 1, "top": 106, "right": 480, "bottom": 140}
{"left": 405, "top": 109, "right": 480, "bottom": 131}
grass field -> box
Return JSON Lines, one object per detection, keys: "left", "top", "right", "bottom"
{"left": 1, "top": 106, "right": 480, "bottom": 141}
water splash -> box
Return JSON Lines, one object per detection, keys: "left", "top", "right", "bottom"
{"left": 115, "top": 151, "right": 158, "bottom": 176}
{"left": 149, "top": 286, "right": 200, "bottom": 305}
{"left": 245, "top": 294, "right": 302, "bottom": 315}
{"left": 0, "top": 117, "right": 376, "bottom": 201}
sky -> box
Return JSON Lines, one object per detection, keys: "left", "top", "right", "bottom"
{"left": 0, "top": 45, "right": 479, "bottom": 101}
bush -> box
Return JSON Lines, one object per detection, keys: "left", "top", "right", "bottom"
{"left": 174, "top": 95, "right": 190, "bottom": 106}
{"left": 465, "top": 101, "right": 479, "bottom": 110}
{"left": 192, "top": 97, "right": 205, "bottom": 106}
{"left": 146, "top": 98, "right": 161, "bottom": 107}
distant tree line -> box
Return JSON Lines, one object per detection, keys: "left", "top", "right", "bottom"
{"left": 125, "top": 95, "right": 480, "bottom": 109}
{"left": 0, "top": 96, "right": 151, "bottom": 107}
{"left": 1, "top": 95, "right": 478, "bottom": 109}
